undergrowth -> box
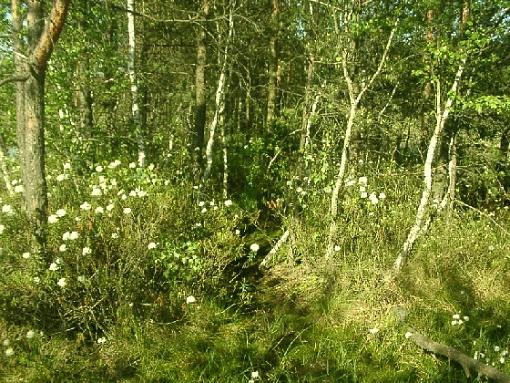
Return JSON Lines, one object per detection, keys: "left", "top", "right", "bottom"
{"left": 0, "top": 159, "right": 509, "bottom": 382}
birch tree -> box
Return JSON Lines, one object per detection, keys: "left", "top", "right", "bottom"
{"left": 440, "top": 0, "right": 471, "bottom": 214}
{"left": 194, "top": 0, "right": 209, "bottom": 170}
{"left": 394, "top": 58, "right": 467, "bottom": 271}
{"left": 325, "top": 10, "right": 397, "bottom": 258}
{"left": 266, "top": 0, "right": 280, "bottom": 131}
{"left": 394, "top": 1, "right": 472, "bottom": 271}
{"left": 203, "top": 6, "right": 234, "bottom": 183}
{"left": 127, "top": 0, "right": 144, "bottom": 167}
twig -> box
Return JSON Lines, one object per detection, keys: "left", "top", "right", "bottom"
{"left": 455, "top": 199, "right": 510, "bottom": 237}
{"left": 405, "top": 329, "right": 510, "bottom": 383}
{"left": 377, "top": 81, "right": 399, "bottom": 121}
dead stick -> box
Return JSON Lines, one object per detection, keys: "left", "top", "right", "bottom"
{"left": 260, "top": 229, "right": 289, "bottom": 269}
{"left": 405, "top": 329, "right": 510, "bottom": 383}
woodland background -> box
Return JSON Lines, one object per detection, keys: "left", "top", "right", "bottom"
{"left": 0, "top": 0, "right": 509, "bottom": 381}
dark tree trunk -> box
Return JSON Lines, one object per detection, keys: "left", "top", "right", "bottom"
{"left": 11, "top": 0, "right": 70, "bottom": 252}
{"left": 19, "top": 69, "right": 48, "bottom": 246}
{"left": 266, "top": 0, "right": 279, "bottom": 131}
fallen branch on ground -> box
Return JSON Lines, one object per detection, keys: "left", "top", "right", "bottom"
{"left": 405, "top": 328, "right": 510, "bottom": 383}
{"left": 260, "top": 229, "right": 289, "bottom": 269}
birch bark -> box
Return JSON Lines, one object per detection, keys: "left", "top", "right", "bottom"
{"left": 326, "top": 20, "right": 397, "bottom": 258}
{"left": 394, "top": 58, "right": 467, "bottom": 271}
{"left": 203, "top": 9, "right": 234, "bottom": 183}
{"left": 127, "top": 0, "right": 144, "bottom": 167}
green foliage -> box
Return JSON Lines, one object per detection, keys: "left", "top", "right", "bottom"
{"left": 1, "top": 0, "right": 510, "bottom": 381}
{"left": 463, "top": 95, "right": 510, "bottom": 115}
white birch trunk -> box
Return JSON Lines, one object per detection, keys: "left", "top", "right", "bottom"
{"left": 127, "top": 0, "right": 144, "bottom": 167}
{"left": 203, "top": 10, "right": 233, "bottom": 182}
{"left": 326, "top": 21, "right": 397, "bottom": 258}
{"left": 446, "top": 134, "right": 457, "bottom": 212}
{"left": 394, "top": 58, "right": 466, "bottom": 271}
{"left": 221, "top": 122, "right": 228, "bottom": 198}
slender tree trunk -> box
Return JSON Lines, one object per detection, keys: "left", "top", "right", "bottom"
{"left": 221, "top": 122, "right": 228, "bottom": 198}
{"left": 203, "top": 9, "right": 233, "bottom": 183}
{"left": 326, "top": 21, "right": 397, "bottom": 258}
{"left": 21, "top": 70, "right": 47, "bottom": 246}
{"left": 394, "top": 58, "right": 466, "bottom": 271}
{"left": 445, "top": 134, "right": 457, "bottom": 212}
{"left": 194, "top": 0, "right": 209, "bottom": 170}
{"left": 12, "top": 0, "right": 25, "bottom": 155}
{"left": 326, "top": 100, "right": 358, "bottom": 258}
{"left": 127, "top": 0, "right": 144, "bottom": 166}
{"left": 76, "top": 58, "right": 93, "bottom": 136}
{"left": 244, "top": 70, "right": 252, "bottom": 134}
{"left": 500, "top": 128, "right": 509, "bottom": 163}
{"left": 419, "top": 9, "right": 435, "bottom": 151}
{"left": 266, "top": 0, "right": 279, "bottom": 131}
{"left": 139, "top": 8, "right": 149, "bottom": 160}
{"left": 438, "top": 0, "right": 470, "bottom": 215}
{"left": 0, "top": 135, "right": 13, "bottom": 195}
{"left": 20, "top": 0, "right": 47, "bottom": 247}
{"left": 300, "top": 53, "right": 315, "bottom": 152}
{"left": 76, "top": 1, "right": 93, "bottom": 142}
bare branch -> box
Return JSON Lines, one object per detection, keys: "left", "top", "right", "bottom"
{"left": 260, "top": 229, "right": 290, "bottom": 269}
{"left": 377, "top": 81, "right": 399, "bottom": 121}
{"left": 455, "top": 199, "right": 510, "bottom": 236}
{"left": 0, "top": 74, "right": 29, "bottom": 88}
{"left": 109, "top": 2, "right": 226, "bottom": 24}
{"left": 357, "top": 19, "right": 398, "bottom": 102}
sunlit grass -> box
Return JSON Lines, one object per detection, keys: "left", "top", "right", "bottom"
{"left": 0, "top": 159, "right": 508, "bottom": 382}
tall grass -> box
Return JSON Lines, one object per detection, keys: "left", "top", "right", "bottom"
{"left": 0, "top": 157, "right": 508, "bottom": 382}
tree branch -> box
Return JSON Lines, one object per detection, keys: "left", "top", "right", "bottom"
{"left": 406, "top": 329, "right": 510, "bottom": 383}
{"left": 357, "top": 19, "right": 398, "bottom": 102}
{"left": 108, "top": 2, "right": 226, "bottom": 24}
{"left": 32, "top": 0, "right": 71, "bottom": 71}
{"left": 0, "top": 74, "right": 29, "bottom": 88}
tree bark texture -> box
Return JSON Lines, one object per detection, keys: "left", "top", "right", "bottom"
{"left": 127, "top": 0, "right": 145, "bottom": 167}
{"left": 76, "top": 2, "right": 93, "bottom": 142}
{"left": 11, "top": 0, "right": 70, "bottom": 250}
{"left": 194, "top": 0, "right": 209, "bottom": 167}
{"left": 203, "top": 8, "right": 233, "bottom": 183}
{"left": 300, "top": 53, "right": 315, "bottom": 152}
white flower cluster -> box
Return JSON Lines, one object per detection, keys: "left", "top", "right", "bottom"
{"left": 48, "top": 208, "right": 66, "bottom": 223}
{"left": 62, "top": 231, "right": 80, "bottom": 241}
{"left": 474, "top": 347, "right": 508, "bottom": 365}
{"left": 345, "top": 176, "right": 386, "bottom": 205}
{"left": 451, "top": 313, "right": 469, "bottom": 326}
{"left": 2, "top": 204, "right": 13, "bottom": 215}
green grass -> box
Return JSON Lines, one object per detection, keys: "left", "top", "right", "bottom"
{"left": 1, "top": 163, "right": 509, "bottom": 382}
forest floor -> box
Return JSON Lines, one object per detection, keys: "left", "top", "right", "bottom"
{"left": 1, "top": 165, "right": 509, "bottom": 382}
